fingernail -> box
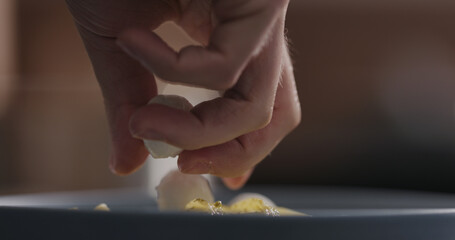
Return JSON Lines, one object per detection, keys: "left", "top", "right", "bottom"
{"left": 109, "top": 155, "right": 120, "bottom": 175}
{"left": 109, "top": 161, "right": 116, "bottom": 174}
{"left": 179, "top": 161, "right": 211, "bottom": 174}
{"left": 109, "top": 155, "right": 133, "bottom": 176}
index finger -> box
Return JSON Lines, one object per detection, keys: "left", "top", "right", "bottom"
{"left": 129, "top": 12, "right": 287, "bottom": 151}
{"left": 76, "top": 26, "right": 156, "bottom": 175}
{"left": 116, "top": 0, "right": 289, "bottom": 90}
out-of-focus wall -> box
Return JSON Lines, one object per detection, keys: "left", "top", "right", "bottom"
{"left": 0, "top": 0, "right": 16, "bottom": 114}
{"left": 252, "top": 1, "right": 455, "bottom": 192}
{"left": 0, "top": 0, "right": 15, "bottom": 74}
{"left": 0, "top": 0, "right": 16, "bottom": 193}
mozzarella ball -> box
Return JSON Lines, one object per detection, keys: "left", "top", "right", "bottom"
{"left": 228, "top": 193, "right": 276, "bottom": 207}
{"left": 143, "top": 95, "right": 193, "bottom": 158}
{"left": 94, "top": 203, "right": 110, "bottom": 211}
{"left": 156, "top": 170, "right": 214, "bottom": 211}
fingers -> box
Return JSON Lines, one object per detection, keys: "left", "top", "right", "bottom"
{"left": 130, "top": 97, "right": 267, "bottom": 150}
{"left": 108, "top": 104, "right": 150, "bottom": 175}
{"left": 129, "top": 10, "right": 287, "bottom": 152}
{"left": 116, "top": 0, "right": 289, "bottom": 90}
{"left": 76, "top": 26, "right": 157, "bottom": 175}
{"left": 177, "top": 50, "right": 301, "bottom": 178}
{"left": 117, "top": 29, "right": 233, "bottom": 90}
{"left": 65, "top": 0, "right": 180, "bottom": 175}
{"left": 68, "top": 0, "right": 296, "bottom": 181}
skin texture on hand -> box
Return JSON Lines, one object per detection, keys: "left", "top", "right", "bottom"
{"left": 66, "top": 0, "right": 301, "bottom": 190}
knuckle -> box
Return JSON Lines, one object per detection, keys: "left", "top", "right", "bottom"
{"left": 66, "top": 1, "right": 118, "bottom": 38}
{"left": 285, "top": 105, "right": 302, "bottom": 133}
{"left": 155, "top": 64, "right": 179, "bottom": 82}
{"left": 218, "top": 75, "right": 237, "bottom": 90}
{"left": 212, "top": 69, "right": 238, "bottom": 90}
{"left": 253, "top": 105, "right": 273, "bottom": 129}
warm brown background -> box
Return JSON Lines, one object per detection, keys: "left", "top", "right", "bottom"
{"left": 252, "top": 1, "right": 455, "bottom": 192}
{"left": 0, "top": 0, "right": 143, "bottom": 194}
{"left": 1, "top": 0, "right": 455, "bottom": 195}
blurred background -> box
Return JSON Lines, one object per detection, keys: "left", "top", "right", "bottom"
{"left": 0, "top": 0, "right": 455, "bottom": 195}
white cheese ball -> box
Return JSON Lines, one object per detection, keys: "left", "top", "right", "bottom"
{"left": 228, "top": 193, "right": 276, "bottom": 207}
{"left": 143, "top": 95, "right": 193, "bottom": 158}
{"left": 94, "top": 203, "right": 110, "bottom": 211}
{"left": 156, "top": 170, "right": 214, "bottom": 211}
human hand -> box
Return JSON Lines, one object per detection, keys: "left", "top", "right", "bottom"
{"left": 66, "top": 0, "right": 301, "bottom": 190}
